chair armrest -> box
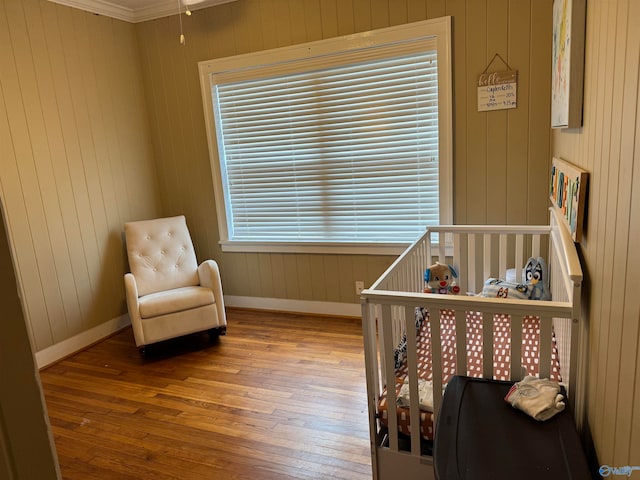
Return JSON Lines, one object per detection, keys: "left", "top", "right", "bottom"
{"left": 198, "top": 260, "right": 226, "bottom": 326}
{"left": 124, "top": 273, "right": 145, "bottom": 346}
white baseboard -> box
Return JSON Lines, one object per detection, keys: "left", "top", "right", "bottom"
{"left": 224, "top": 295, "right": 361, "bottom": 318}
{"left": 35, "top": 298, "right": 360, "bottom": 369}
{"left": 36, "top": 314, "right": 131, "bottom": 369}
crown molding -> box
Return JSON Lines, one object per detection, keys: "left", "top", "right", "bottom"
{"left": 47, "top": 0, "right": 237, "bottom": 23}
{"left": 47, "top": 0, "right": 134, "bottom": 22}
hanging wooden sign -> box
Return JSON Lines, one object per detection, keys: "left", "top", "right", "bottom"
{"left": 477, "top": 69, "right": 518, "bottom": 112}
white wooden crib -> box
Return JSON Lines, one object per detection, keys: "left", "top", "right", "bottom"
{"left": 360, "top": 208, "right": 585, "bottom": 480}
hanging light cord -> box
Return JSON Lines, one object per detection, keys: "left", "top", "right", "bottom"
{"left": 177, "top": 0, "right": 185, "bottom": 45}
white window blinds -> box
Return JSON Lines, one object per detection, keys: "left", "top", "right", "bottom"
{"left": 200, "top": 19, "right": 453, "bottom": 253}
{"left": 214, "top": 51, "right": 439, "bottom": 244}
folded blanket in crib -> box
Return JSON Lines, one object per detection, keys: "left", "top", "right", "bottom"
{"left": 480, "top": 278, "right": 532, "bottom": 299}
{"left": 504, "top": 375, "right": 565, "bottom": 421}
{"left": 398, "top": 378, "right": 434, "bottom": 412}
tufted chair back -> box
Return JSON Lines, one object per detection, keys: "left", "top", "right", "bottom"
{"left": 124, "top": 216, "right": 200, "bottom": 297}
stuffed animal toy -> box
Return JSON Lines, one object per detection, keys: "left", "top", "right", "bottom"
{"left": 424, "top": 262, "right": 460, "bottom": 294}
{"left": 525, "top": 257, "right": 551, "bottom": 301}
{"left": 480, "top": 257, "right": 551, "bottom": 301}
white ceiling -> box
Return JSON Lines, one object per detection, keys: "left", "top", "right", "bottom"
{"left": 47, "top": 0, "right": 237, "bottom": 23}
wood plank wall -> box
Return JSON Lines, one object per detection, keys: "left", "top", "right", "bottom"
{"left": 136, "top": 0, "right": 554, "bottom": 304}
{"left": 0, "top": 0, "right": 161, "bottom": 351}
{"left": 0, "top": 0, "right": 555, "bottom": 353}
{"left": 2, "top": 0, "right": 636, "bottom": 470}
{"left": 552, "top": 0, "right": 640, "bottom": 469}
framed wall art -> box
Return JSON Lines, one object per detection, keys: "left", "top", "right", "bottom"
{"left": 551, "top": 0, "right": 586, "bottom": 129}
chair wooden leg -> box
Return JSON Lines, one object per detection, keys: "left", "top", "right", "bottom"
{"left": 139, "top": 346, "right": 147, "bottom": 356}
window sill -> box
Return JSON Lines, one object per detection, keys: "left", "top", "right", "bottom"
{"left": 219, "top": 240, "right": 410, "bottom": 256}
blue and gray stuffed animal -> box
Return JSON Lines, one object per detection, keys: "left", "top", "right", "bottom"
{"left": 525, "top": 256, "right": 551, "bottom": 301}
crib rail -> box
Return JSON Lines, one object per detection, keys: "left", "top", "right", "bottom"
{"left": 361, "top": 209, "right": 583, "bottom": 478}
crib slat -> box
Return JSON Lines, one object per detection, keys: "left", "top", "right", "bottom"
{"left": 499, "top": 234, "right": 507, "bottom": 279}
{"left": 374, "top": 306, "right": 383, "bottom": 393}
{"left": 419, "top": 245, "right": 425, "bottom": 291}
{"left": 482, "top": 312, "right": 494, "bottom": 379}
{"left": 419, "top": 241, "right": 426, "bottom": 291}
{"left": 455, "top": 309, "right": 467, "bottom": 377}
{"left": 415, "top": 247, "right": 421, "bottom": 290}
{"left": 365, "top": 305, "right": 381, "bottom": 394}
{"left": 568, "top": 317, "right": 579, "bottom": 411}
{"left": 426, "top": 232, "right": 433, "bottom": 275}
{"left": 362, "top": 303, "right": 382, "bottom": 463}
{"left": 515, "top": 235, "right": 524, "bottom": 282}
{"left": 362, "top": 303, "right": 383, "bottom": 472}
{"left": 439, "top": 232, "right": 446, "bottom": 263}
{"left": 380, "top": 304, "right": 399, "bottom": 452}
{"left": 431, "top": 309, "right": 443, "bottom": 424}
{"left": 453, "top": 233, "right": 464, "bottom": 293}
{"left": 393, "top": 306, "right": 405, "bottom": 352}
{"left": 407, "top": 249, "right": 414, "bottom": 292}
{"left": 403, "top": 251, "right": 410, "bottom": 292}
{"left": 404, "top": 306, "right": 421, "bottom": 457}
{"left": 510, "top": 315, "right": 523, "bottom": 381}
{"left": 377, "top": 309, "right": 389, "bottom": 389}
{"left": 483, "top": 233, "right": 492, "bottom": 280}
{"left": 539, "top": 315, "right": 552, "bottom": 379}
{"left": 468, "top": 234, "right": 476, "bottom": 293}
{"left": 414, "top": 248, "right": 420, "bottom": 291}
{"left": 532, "top": 234, "right": 541, "bottom": 259}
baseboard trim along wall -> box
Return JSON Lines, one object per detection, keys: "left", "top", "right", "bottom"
{"left": 223, "top": 296, "right": 361, "bottom": 318}
{"left": 35, "top": 297, "right": 361, "bottom": 368}
{"left": 36, "top": 314, "right": 131, "bottom": 369}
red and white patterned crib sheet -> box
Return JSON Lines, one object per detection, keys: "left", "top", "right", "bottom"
{"left": 377, "top": 309, "right": 562, "bottom": 441}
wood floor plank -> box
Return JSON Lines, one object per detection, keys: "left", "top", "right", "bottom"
{"left": 40, "top": 308, "right": 372, "bottom": 480}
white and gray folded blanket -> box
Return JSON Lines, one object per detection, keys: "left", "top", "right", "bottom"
{"left": 504, "top": 375, "right": 565, "bottom": 421}
{"left": 397, "top": 378, "right": 435, "bottom": 412}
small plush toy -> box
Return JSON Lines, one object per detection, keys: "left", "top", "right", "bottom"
{"left": 424, "top": 262, "right": 460, "bottom": 294}
{"left": 525, "top": 257, "right": 551, "bottom": 301}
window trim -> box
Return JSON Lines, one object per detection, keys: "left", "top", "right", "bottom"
{"left": 198, "top": 17, "right": 453, "bottom": 255}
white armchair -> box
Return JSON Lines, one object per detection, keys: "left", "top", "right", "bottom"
{"left": 123, "top": 215, "right": 226, "bottom": 352}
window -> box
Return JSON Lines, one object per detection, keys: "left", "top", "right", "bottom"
{"left": 199, "top": 18, "right": 452, "bottom": 254}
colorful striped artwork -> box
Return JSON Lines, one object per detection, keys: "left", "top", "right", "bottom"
{"left": 550, "top": 157, "right": 588, "bottom": 242}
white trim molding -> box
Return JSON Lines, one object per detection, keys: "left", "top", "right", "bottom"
{"left": 35, "top": 298, "right": 359, "bottom": 369}
{"left": 224, "top": 296, "right": 362, "bottom": 318}
{"left": 199, "top": 18, "right": 453, "bottom": 253}
{"left": 36, "top": 314, "right": 131, "bottom": 369}
{"left": 47, "top": 0, "right": 238, "bottom": 23}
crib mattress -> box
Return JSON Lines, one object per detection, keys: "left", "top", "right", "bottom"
{"left": 433, "top": 376, "right": 590, "bottom": 479}
{"left": 377, "top": 309, "right": 562, "bottom": 441}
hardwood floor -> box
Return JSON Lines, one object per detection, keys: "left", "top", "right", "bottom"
{"left": 40, "top": 308, "right": 372, "bottom": 480}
